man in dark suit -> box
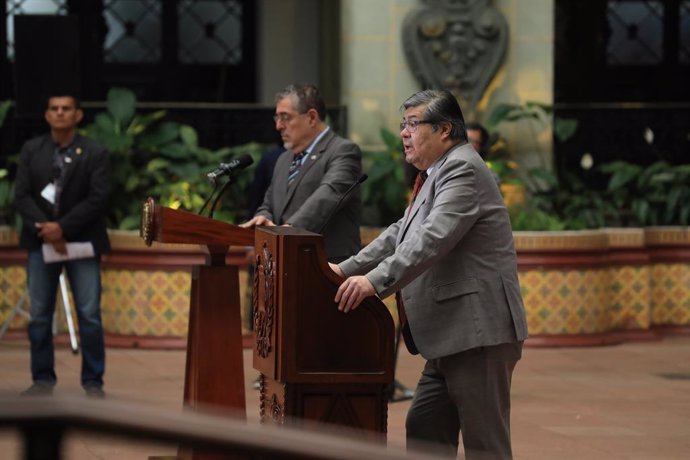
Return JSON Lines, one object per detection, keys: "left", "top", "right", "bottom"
{"left": 241, "top": 84, "right": 362, "bottom": 263}
{"left": 14, "top": 94, "right": 110, "bottom": 398}
{"left": 331, "top": 89, "right": 528, "bottom": 459}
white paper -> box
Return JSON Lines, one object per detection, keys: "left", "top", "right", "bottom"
{"left": 40, "top": 183, "right": 56, "bottom": 204}
{"left": 41, "top": 242, "right": 95, "bottom": 263}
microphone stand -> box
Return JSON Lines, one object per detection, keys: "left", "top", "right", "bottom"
{"left": 317, "top": 174, "right": 368, "bottom": 234}
{"left": 208, "top": 176, "right": 235, "bottom": 219}
{"left": 198, "top": 180, "right": 221, "bottom": 216}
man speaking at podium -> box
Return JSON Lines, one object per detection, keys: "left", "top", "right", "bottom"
{"left": 331, "top": 89, "right": 528, "bottom": 459}
{"left": 241, "top": 84, "right": 362, "bottom": 263}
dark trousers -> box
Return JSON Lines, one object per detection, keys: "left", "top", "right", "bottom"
{"left": 27, "top": 250, "right": 105, "bottom": 387}
{"left": 406, "top": 342, "right": 523, "bottom": 459}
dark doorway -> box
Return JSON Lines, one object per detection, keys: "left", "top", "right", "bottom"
{"left": 554, "top": 0, "right": 690, "bottom": 187}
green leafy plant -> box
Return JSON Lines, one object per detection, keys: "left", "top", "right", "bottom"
{"left": 508, "top": 166, "right": 614, "bottom": 231}
{"left": 485, "top": 100, "right": 578, "bottom": 187}
{"left": 81, "top": 88, "right": 266, "bottom": 229}
{"left": 0, "top": 168, "right": 14, "bottom": 226}
{"left": 486, "top": 101, "right": 578, "bottom": 145}
{"left": 0, "top": 100, "right": 10, "bottom": 127}
{"left": 360, "top": 128, "right": 408, "bottom": 226}
{"left": 0, "top": 101, "right": 18, "bottom": 227}
{"left": 599, "top": 160, "right": 690, "bottom": 226}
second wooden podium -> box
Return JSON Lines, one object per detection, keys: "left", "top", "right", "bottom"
{"left": 252, "top": 226, "right": 395, "bottom": 439}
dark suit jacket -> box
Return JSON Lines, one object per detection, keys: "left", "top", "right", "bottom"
{"left": 340, "top": 143, "right": 528, "bottom": 359}
{"left": 14, "top": 133, "right": 111, "bottom": 255}
{"left": 248, "top": 147, "right": 282, "bottom": 217}
{"left": 255, "top": 129, "right": 362, "bottom": 261}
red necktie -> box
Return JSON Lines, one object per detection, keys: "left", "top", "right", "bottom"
{"left": 410, "top": 170, "right": 428, "bottom": 203}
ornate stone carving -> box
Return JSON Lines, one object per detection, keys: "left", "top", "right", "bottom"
{"left": 402, "top": 0, "right": 508, "bottom": 113}
{"left": 253, "top": 242, "right": 275, "bottom": 358}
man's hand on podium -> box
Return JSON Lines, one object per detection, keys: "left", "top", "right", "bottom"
{"left": 335, "top": 275, "right": 376, "bottom": 313}
{"left": 240, "top": 215, "right": 276, "bottom": 228}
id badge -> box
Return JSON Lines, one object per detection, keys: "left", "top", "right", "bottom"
{"left": 40, "top": 182, "right": 57, "bottom": 204}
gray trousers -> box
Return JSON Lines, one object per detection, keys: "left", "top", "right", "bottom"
{"left": 406, "top": 342, "right": 523, "bottom": 459}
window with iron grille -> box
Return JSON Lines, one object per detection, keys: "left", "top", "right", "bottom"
{"left": 5, "top": 0, "right": 67, "bottom": 60}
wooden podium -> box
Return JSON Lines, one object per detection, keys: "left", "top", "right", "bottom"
{"left": 141, "top": 198, "right": 253, "bottom": 460}
{"left": 252, "top": 226, "right": 395, "bottom": 440}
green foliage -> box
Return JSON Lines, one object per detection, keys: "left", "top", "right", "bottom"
{"left": 509, "top": 159, "right": 690, "bottom": 230}
{"left": 0, "top": 101, "right": 18, "bottom": 227}
{"left": 0, "top": 100, "right": 10, "bottom": 127}
{"left": 599, "top": 160, "right": 690, "bottom": 226}
{"left": 486, "top": 100, "right": 577, "bottom": 144}
{"left": 484, "top": 101, "right": 578, "bottom": 188}
{"left": 509, "top": 167, "right": 614, "bottom": 231}
{"left": 81, "top": 87, "right": 266, "bottom": 229}
{"left": 0, "top": 168, "right": 14, "bottom": 225}
{"left": 486, "top": 101, "right": 552, "bottom": 132}
{"left": 360, "top": 128, "right": 408, "bottom": 226}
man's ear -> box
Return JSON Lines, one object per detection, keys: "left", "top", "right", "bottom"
{"left": 307, "top": 108, "right": 319, "bottom": 126}
{"left": 75, "top": 108, "right": 84, "bottom": 124}
{"left": 440, "top": 122, "right": 453, "bottom": 139}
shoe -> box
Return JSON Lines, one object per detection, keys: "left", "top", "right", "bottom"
{"left": 387, "top": 380, "right": 415, "bottom": 402}
{"left": 20, "top": 383, "right": 54, "bottom": 396}
{"left": 83, "top": 384, "right": 105, "bottom": 398}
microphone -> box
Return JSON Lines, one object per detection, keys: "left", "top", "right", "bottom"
{"left": 317, "top": 174, "right": 368, "bottom": 234}
{"left": 207, "top": 154, "right": 254, "bottom": 183}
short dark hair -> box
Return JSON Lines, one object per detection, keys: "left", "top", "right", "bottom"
{"left": 275, "top": 84, "right": 326, "bottom": 121}
{"left": 466, "top": 121, "right": 489, "bottom": 144}
{"left": 400, "top": 89, "right": 467, "bottom": 141}
{"left": 46, "top": 94, "right": 81, "bottom": 109}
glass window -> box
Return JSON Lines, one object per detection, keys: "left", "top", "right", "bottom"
{"left": 177, "top": 0, "right": 243, "bottom": 64}
{"left": 606, "top": 0, "right": 663, "bottom": 66}
{"left": 103, "top": 0, "right": 161, "bottom": 63}
{"left": 681, "top": 1, "right": 690, "bottom": 65}
{"left": 6, "top": 0, "right": 67, "bottom": 59}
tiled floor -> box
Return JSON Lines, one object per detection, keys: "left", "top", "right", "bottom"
{"left": 1, "top": 335, "right": 690, "bottom": 459}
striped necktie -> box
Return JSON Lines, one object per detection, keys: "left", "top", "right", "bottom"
{"left": 288, "top": 151, "right": 306, "bottom": 183}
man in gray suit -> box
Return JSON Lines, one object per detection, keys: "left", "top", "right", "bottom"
{"left": 241, "top": 84, "right": 362, "bottom": 262}
{"left": 330, "top": 89, "right": 528, "bottom": 459}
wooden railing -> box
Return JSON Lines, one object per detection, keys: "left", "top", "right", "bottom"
{"left": 0, "top": 395, "right": 441, "bottom": 460}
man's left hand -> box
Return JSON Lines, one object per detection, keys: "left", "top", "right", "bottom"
{"left": 335, "top": 276, "right": 375, "bottom": 313}
{"left": 51, "top": 239, "right": 68, "bottom": 255}
{"left": 36, "top": 222, "right": 63, "bottom": 243}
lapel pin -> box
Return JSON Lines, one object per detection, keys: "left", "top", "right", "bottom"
{"left": 64, "top": 157, "right": 72, "bottom": 164}
{"left": 76, "top": 147, "right": 83, "bottom": 155}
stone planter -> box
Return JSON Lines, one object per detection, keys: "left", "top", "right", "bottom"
{"left": 2, "top": 226, "right": 689, "bottom": 348}
{"left": 515, "top": 227, "right": 690, "bottom": 345}
{"left": 0, "top": 227, "right": 253, "bottom": 349}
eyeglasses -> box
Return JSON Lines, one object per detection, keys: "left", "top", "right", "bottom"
{"left": 273, "top": 112, "right": 305, "bottom": 124}
{"left": 400, "top": 119, "right": 434, "bottom": 133}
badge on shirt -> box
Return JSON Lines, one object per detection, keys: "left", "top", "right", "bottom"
{"left": 40, "top": 182, "right": 57, "bottom": 204}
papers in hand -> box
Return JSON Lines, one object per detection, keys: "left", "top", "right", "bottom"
{"left": 41, "top": 242, "right": 95, "bottom": 263}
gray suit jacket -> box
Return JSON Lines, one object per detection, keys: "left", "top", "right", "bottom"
{"left": 340, "top": 143, "right": 528, "bottom": 359}
{"left": 256, "top": 129, "right": 362, "bottom": 261}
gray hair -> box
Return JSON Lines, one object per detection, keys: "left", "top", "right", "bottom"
{"left": 275, "top": 84, "right": 326, "bottom": 121}
{"left": 401, "top": 89, "right": 467, "bottom": 141}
